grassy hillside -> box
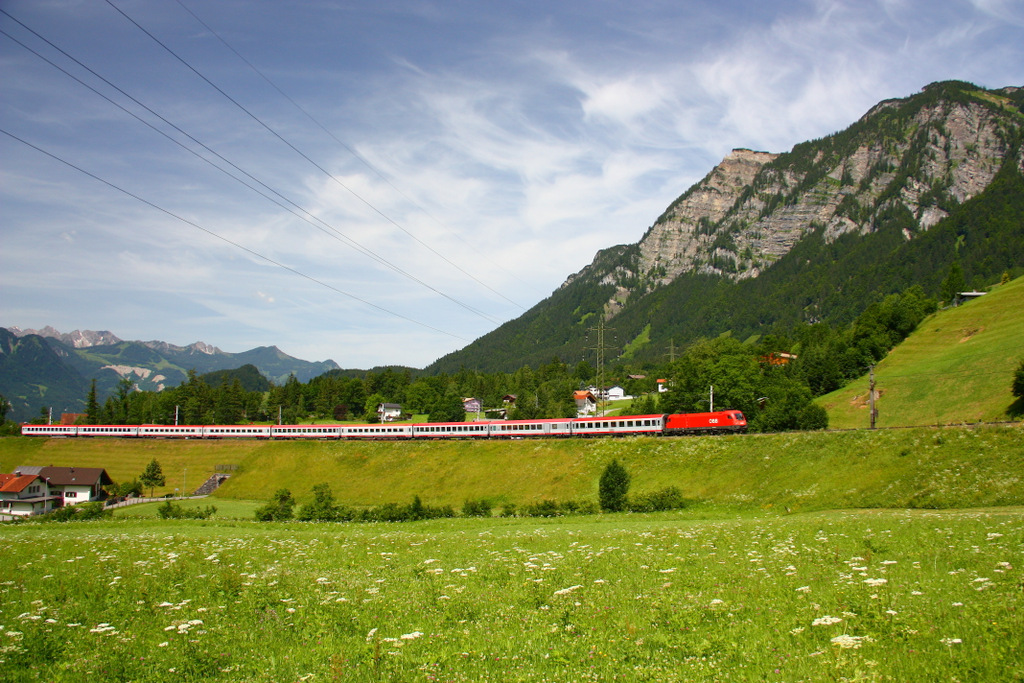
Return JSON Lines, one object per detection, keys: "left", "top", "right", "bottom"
{"left": 819, "top": 275, "right": 1024, "bottom": 428}
{"left": 4, "top": 424, "right": 1022, "bottom": 512}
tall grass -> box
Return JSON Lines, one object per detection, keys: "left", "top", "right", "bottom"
{"left": 1, "top": 509, "right": 1020, "bottom": 681}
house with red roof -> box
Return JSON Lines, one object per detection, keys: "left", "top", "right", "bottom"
{"left": 0, "top": 466, "right": 112, "bottom": 519}
{"left": 0, "top": 473, "right": 59, "bottom": 519}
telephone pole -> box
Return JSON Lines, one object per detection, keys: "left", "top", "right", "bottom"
{"left": 869, "top": 366, "right": 877, "bottom": 429}
{"left": 586, "top": 318, "right": 616, "bottom": 415}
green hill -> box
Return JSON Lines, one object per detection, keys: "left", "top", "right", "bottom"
{"left": 3, "top": 425, "right": 1022, "bottom": 513}
{"left": 819, "top": 274, "right": 1024, "bottom": 428}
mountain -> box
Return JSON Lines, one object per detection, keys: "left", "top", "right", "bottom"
{"left": 0, "top": 327, "right": 339, "bottom": 423}
{"left": 428, "top": 81, "right": 1024, "bottom": 374}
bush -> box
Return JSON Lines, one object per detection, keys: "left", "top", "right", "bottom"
{"left": 357, "top": 497, "right": 456, "bottom": 523}
{"left": 43, "top": 502, "right": 111, "bottom": 522}
{"left": 522, "top": 499, "right": 562, "bottom": 517}
{"left": 629, "top": 486, "right": 688, "bottom": 513}
{"left": 157, "top": 500, "right": 217, "bottom": 520}
{"left": 254, "top": 488, "right": 295, "bottom": 522}
{"left": 462, "top": 498, "right": 492, "bottom": 517}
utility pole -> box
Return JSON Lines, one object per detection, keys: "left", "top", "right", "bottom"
{"left": 586, "top": 318, "right": 616, "bottom": 415}
{"left": 709, "top": 385, "right": 714, "bottom": 412}
{"left": 869, "top": 366, "right": 877, "bottom": 429}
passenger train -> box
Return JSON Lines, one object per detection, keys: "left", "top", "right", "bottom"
{"left": 21, "top": 411, "right": 746, "bottom": 439}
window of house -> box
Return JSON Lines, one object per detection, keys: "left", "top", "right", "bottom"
{"left": 66, "top": 491, "right": 78, "bottom": 498}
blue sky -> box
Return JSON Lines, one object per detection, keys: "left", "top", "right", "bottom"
{"left": 2, "top": 0, "right": 1022, "bottom": 369}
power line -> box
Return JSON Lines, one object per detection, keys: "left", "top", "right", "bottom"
{"left": 0, "top": 9, "right": 500, "bottom": 325}
{"left": 0, "top": 127, "right": 470, "bottom": 342}
{"left": 104, "top": 0, "right": 527, "bottom": 313}
{"left": 173, "top": 0, "right": 537, "bottom": 306}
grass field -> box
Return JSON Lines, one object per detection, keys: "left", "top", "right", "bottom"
{"left": 819, "top": 275, "right": 1024, "bottom": 429}
{"left": 4, "top": 424, "right": 1022, "bottom": 513}
{"left": 1, "top": 508, "right": 1020, "bottom": 682}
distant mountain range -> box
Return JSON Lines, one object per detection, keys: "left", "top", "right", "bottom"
{"left": 428, "top": 81, "right": 1024, "bottom": 373}
{"left": 0, "top": 326, "right": 338, "bottom": 423}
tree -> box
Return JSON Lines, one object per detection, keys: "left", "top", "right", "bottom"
{"left": 0, "top": 392, "right": 8, "bottom": 424}
{"left": 428, "top": 394, "right": 465, "bottom": 423}
{"left": 297, "top": 483, "right": 339, "bottom": 522}
{"left": 940, "top": 261, "right": 965, "bottom": 303}
{"left": 1012, "top": 359, "right": 1024, "bottom": 401}
{"left": 255, "top": 488, "right": 295, "bottom": 521}
{"left": 85, "top": 379, "right": 100, "bottom": 425}
{"left": 139, "top": 458, "right": 166, "bottom": 498}
{"left": 598, "top": 459, "right": 631, "bottom": 512}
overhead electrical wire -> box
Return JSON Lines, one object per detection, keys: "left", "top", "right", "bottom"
{"left": 0, "top": 126, "right": 470, "bottom": 343}
{"left": 173, "top": 0, "right": 535, "bottom": 308}
{"left": 103, "top": 0, "right": 527, "bottom": 315}
{"left": 0, "top": 8, "right": 501, "bottom": 326}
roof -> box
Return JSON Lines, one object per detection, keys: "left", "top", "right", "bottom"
{"left": 573, "top": 390, "right": 596, "bottom": 400}
{"left": 31, "top": 467, "right": 113, "bottom": 487}
{"left": 0, "top": 473, "right": 43, "bottom": 494}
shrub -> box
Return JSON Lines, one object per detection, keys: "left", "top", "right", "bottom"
{"left": 629, "top": 486, "right": 688, "bottom": 513}
{"left": 522, "top": 500, "right": 562, "bottom": 517}
{"left": 599, "top": 459, "right": 631, "bottom": 512}
{"left": 462, "top": 498, "right": 492, "bottom": 517}
{"left": 254, "top": 488, "right": 295, "bottom": 522}
{"left": 43, "top": 502, "right": 111, "bottom": 522}
{"left": 157, "top": 500, "right": 217, "bottom": 520}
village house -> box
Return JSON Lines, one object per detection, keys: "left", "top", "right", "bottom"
{"left": 0, "top": 466, "right": 112, "bottom": 519}
{"left": 573, "top": 390, "right": 597, "bottom": 415}
{"left": 0, "top": 473, "right": 57, "bottom": 519}
{"left": 376, "top": 403, "right": 402, "bottom": 422}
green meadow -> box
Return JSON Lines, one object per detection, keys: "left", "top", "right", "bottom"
{"left": 2, "top": 508, "right": 1021, "bottom": 682}
{"left": 819, "top": 274, "right": 1024, "bottom": 429}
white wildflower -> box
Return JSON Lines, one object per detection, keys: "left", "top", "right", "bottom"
{"left": 400, "top": 631, "right": 423, "bottom": 640}
{"left": 831, "top": 634, "right": 872, "bottom": 649}
{"left": 812, "top": 615, "right": 842, "bottom": 626}
{"left": 941, "top": 637, "right": 962, "bottom": 646}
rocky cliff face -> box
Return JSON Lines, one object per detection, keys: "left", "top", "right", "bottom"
{"left": 9, "top": 326, "right": 122, "bottom": 348}
{"left": 566, "top": 82, "right": 1023, "bottom": 318}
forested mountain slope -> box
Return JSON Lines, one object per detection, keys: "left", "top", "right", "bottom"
{"left": 429, "top": 81, "right": 1024, "bottom": 374}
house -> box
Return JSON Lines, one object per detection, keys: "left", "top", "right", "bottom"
{"left": 462, "top": 397, "right": 482, "bottom": 414}
{"left": 573, "top": 390, "right": 597, "bottom": 415}
{"left": 606, "top": 386, "right": 627, "bottom": 401}
{"left": 657, "top": 379, "right": 668, "bottom": 393}
{"left": 0, "top": 473, "right": 59, "bottom": 519}
{"left": 502, "top": 395, "right": 517, "bottom": 405}
{"left": 760, "top": 352, "right": 798, "bottom": 366}
{"left": 376, "top": 403, "right": 402, "bottom": 422}
{"left": 11, "top": 466, "right": 113, "bottom": 508}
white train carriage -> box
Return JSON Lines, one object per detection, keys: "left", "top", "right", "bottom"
{"left": 74, "top": 425, "right": 141, "bottom": 437}
{"left": 139, "top": 425, "right": 205, "bottom": 438}
{"left": 340, "top": 424, "right": 413, "bottom": 439}
{"left": 20, "top": 424, "right": 79, "bottom": 437}
{"left": 489, "top": 418, "right": 573, "bottom": 438}
{"left": 269, "top": 425, "right": 339, "bottom": 439}
{"left": 412, "top": 421, "right": 492, "bottom": 439}
{"left": 204, "top": 425, "right": 274, "bottom": 438}
{"left": 569, "top": 414, "right": 665, "bottom": 437}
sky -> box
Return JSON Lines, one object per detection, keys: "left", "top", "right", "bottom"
{"left": 2, "top": 0, "right": 1022, "bottom": 369}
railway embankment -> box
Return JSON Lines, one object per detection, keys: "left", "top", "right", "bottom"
{"left": 3, "top": 423, "right": 1022, "bottom": 512}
